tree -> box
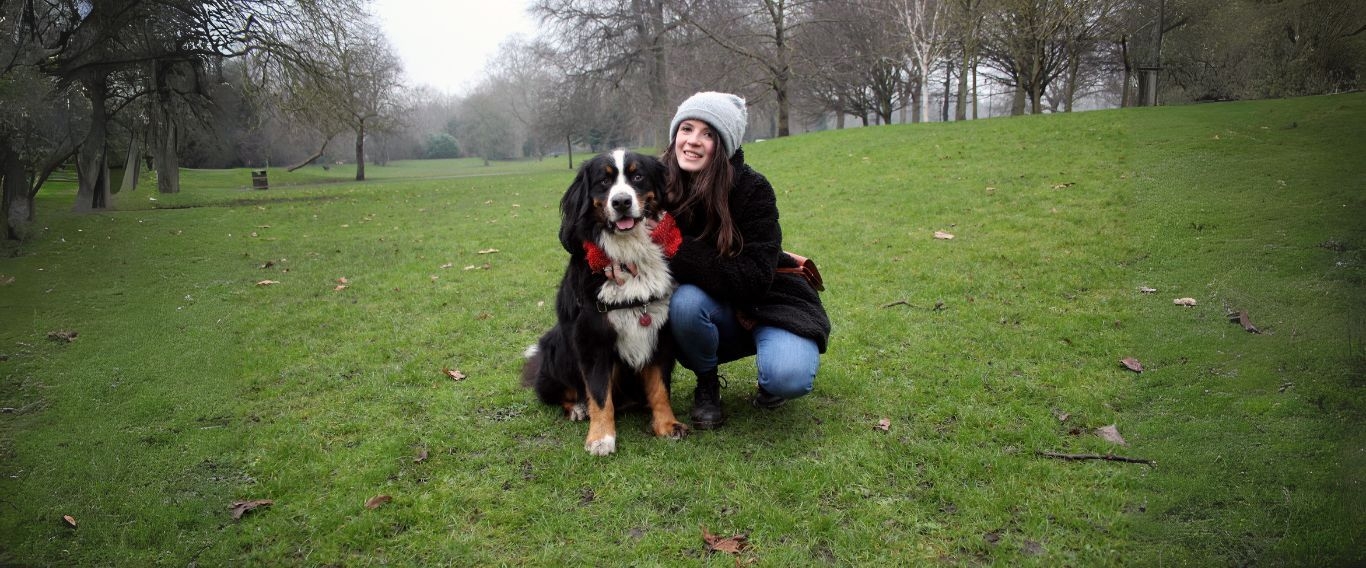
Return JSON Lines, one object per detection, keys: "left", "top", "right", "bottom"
{"left": 266, "top": 7, "right": 404, "bottom": 180}
{"left": 890, "top": 0, "right": 952, "bottom": 123}
{"left": 534, "top": 0, "right": 684, "bottom": 145}
{"left": 683, "top": 0, "right": 821, "bottom": 137}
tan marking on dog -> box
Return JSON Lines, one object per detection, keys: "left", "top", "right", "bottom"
{"left": 584, "top": 381, "right": 617, "bottom": 456}
{"left": 641, "top": 364, "right": 688, "bottom": 439}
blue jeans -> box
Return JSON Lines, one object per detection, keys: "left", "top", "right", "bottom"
{"left": 668, "top": 284, "right": 819, "bottom": 399}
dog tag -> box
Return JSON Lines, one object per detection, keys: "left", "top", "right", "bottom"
{"left": 639, "top": 312, "right": 653, "bottom": 327}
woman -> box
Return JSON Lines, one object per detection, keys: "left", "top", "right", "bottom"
{"left": 661, "top": 91, "right": 831, "bottom": 429}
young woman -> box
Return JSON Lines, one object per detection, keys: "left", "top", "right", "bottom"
{"left": 661, "top": 92, "right": 831, "bottom": 429}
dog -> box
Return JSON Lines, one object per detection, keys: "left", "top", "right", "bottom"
{"left": 521, "top": 149, "right": 688, "bottom": 456}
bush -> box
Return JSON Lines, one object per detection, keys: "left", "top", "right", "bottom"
{"left": 423, "top": 133, "right": 460, "bottom": 159}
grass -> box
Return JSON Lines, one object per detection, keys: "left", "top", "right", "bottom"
{"left": 1, "top": 94, "right": 1362, "bottom": 566}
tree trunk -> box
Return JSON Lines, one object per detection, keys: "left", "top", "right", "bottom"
{"left": 153, "top": 112, "right": 180, "bottom": 193}
{"left": 1120, "top": 35, "right": 1132, "bottom": 108}
{"left": 74, "top": 76, "right": 112, "bottom": 212}
{"left": 775, "top": 72, "right": 791, "bottom": 137}
{"left": 956, "top": 48, "right": 971, "bottom": 121}
{"left": 1011, "top": 86, "right": 1027, "bottom": 116}
{"left": 354, "top": 121, "right": 366, "bottom": 181}
{"left": 121, "top": 131, "right": 142, "bottom": 192}
{"left": 566, "top": 134, "right": 573, "bottom": 169}
{"left": 1, "top": 145, "right": 33, "bottom": 240}
{"left": 942, "top": 59, "right": 953, "bottom": 122}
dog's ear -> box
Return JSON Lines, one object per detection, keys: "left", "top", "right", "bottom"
{"left": 644, "top": 156, "right": 668, "bottom": 212}
{"left": 558, "top": 162, "right": 592, "bottom": 253}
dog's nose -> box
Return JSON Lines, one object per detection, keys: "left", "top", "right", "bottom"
{"left": 610, "top": 193, "right": 633, "bottom": 213}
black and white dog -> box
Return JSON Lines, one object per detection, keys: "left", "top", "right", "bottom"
{"left": 521, "top": 149, "right": 687, "bottom": 456}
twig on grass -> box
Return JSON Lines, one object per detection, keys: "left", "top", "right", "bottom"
{"left": 881, "top": 300, "right": 946, "bottom": 311}
{"left": 1035, "top": 451, "right": 1155, "bottom": 466}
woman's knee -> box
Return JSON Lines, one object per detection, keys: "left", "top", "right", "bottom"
{"left": 757, "top": 352, "right": 817, "bottom": 399}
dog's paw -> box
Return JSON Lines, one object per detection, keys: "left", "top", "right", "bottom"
{"left": 584, "top": 435, "right": 616, "bottom": 456}
{"left": 567, "top": 402, "right": 588, "bottom": 421}
{"left": 654, "top": 420, "right": 689, "bottom": 439}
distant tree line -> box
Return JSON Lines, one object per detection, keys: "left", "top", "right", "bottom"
{"left": 2, "top": 0, "right": 1363, "bottom": 240}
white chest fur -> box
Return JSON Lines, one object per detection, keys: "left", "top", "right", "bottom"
{"left": 597, "top": 229, "right": 675, "bottom": 370}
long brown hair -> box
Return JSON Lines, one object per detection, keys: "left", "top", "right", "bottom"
{"left": 662, "top": 139, "right": 742, "bottom": 257}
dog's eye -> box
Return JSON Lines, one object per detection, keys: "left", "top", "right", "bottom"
{"left": 630, "top": 174, "right": 643, "bottom": 182}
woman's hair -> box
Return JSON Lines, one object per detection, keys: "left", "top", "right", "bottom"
{"left": 662, "top": 138, "right": 742, "bottom": 257}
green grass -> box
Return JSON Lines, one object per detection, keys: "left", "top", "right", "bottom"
{"left": 1, "top": 94, "right": 1362, "bottom": 566}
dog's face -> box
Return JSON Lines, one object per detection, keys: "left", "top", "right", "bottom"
{"left": 561, "top": 149, "right": 666, "bottom": 244}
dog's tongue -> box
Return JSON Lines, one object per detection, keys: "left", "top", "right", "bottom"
{"left": 616, "top": 218, "right": 636, "bottom": 231}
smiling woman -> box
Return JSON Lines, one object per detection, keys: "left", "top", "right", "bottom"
{"left": 368, "top": 0, "right": 536, "bottom": 95}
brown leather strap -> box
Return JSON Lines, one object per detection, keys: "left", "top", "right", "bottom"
{"left": 776, "top": 251, "right": 824, "bottom": 292}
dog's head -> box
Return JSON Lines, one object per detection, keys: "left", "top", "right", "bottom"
{"left": 560, "top": 149, "right": 666, "bottom": 246}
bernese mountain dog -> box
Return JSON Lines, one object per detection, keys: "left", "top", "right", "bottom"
{"left": 521, "top": 149, "right": 688, "bottom": 456}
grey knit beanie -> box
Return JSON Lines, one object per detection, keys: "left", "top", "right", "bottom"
{"left": 669, "top": 91, "right": 747, "bottom": 158}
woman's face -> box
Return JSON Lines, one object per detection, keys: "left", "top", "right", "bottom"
{"left": 673, "top": 119, "right": 716, "bottom": 173}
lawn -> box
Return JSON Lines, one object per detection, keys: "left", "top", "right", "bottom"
{"left": 0, "top": 94, "right": 1362, "bottom": 566}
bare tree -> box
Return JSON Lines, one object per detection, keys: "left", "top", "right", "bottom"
{"left": 682, "top": 0, "right": 823, "bottom": 137}
{"left": 889, "top": 0, "right": 952, "bottom": 123}
{"left": 534, "top": 0, "right": 684, "bottom": 145}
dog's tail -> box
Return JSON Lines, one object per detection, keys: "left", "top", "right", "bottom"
{"left": 519, "top": 343, "right": 542, "bottom": 388}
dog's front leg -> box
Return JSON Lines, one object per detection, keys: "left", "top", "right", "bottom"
{"left": 583, "top": 363, "right": 617, "bottom": 456}
{"left": 642, "top": 364, "right": 688, "bottom": 439}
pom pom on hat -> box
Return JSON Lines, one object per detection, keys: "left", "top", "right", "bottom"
{"left": 669, "top": 92, "right": 747, "bottom": 158}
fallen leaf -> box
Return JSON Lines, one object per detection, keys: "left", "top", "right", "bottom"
{"left": 365, "top": 495, "right": 392, "bottom": 509}
{"left": 875, "top": 418, "right": 891, "bottom": 431}
{"left": 1138, "top": 286, "right": 1156, "bottom": 294}
{"left": 260, "top": 261, "right": 275, "bottom": 269}
{"left": 256, "top": 280, "right": 280, "bottom": 286}
{"left": 1051, "top": 182, "right": 1075, "bottom": 189}
{"left": 443, "top": 368, "right": 467, "bottom": 381}
{"left": 413, "top": 448, "right": 429, "bottom": 464}
{"left": 229, "top": 499, "right": 273, "bottom": 520}
{"left": 62, "top": 515, "right": 77, "bottom": 528}
{"left": 1120, "top": 357, "right": 1144, "bottom": 373}
{"left": 1096, "top": 424, "right": 1128, "bottom": 446}
{"left": 337, "top": 277, "right": 349, "bottom": 285}
{"left": 440, "top": 262, "right": 454, "bottom": 269}
{"left": 1229, "top": 310, "right": 1261, "bottom": 333}
{"left": 333, "top": 285, "right": 348, "bottom": 292}
{"left": 701, "top": 525, "right": 749, "bottom": 554}
{"left": 249, "top": 232, "right": 258, "bottom": 238}
{"left": 477, "top": 248, "right": 500, "bottom": 254}
{"left": 933, "top": 231, "right": 955, "bottom": 240}
{"left": 1052, "top": 409, "right": 1070, "bottom": 423}
{"left": 0, "top": 275, "right": 14, "bottom": 285}
{"left": 47, "top": 330, "right": 78, "bottom": 343}
{"left": 1173, "top": 297, "right": 1197, "bottom": 307}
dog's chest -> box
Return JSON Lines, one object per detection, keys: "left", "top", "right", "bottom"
{"left": 597, "top": 233, "right": 674, "bottom": 370}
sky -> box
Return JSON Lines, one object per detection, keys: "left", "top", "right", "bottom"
{"left": 368, "top": 0, "right": 538, "bottom": 97}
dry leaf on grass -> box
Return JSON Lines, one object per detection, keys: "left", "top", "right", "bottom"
{"left": 413, "top": 448, "right": 429, "bottom": 464}
{"left": 1120, "top": 357, "right": 1144, "bottom": 373}
{"left": 365, "top": 495, "right": 392, "bottom": 509}
{"left": 256, "top": 280, "right": 280, "bottom": 286}
{"left": 440, "top": 262, "right": 454, "bottom": 269}
{"left": 701, "top": 525, "right": 749, "bottom": 554}
{"left": 1052, "top": 409, "right": 1071, "bottom": 423}
{"left": 337, "top": 277, "right": 349, "bottom": 285}
{"left": 874, "top": 418, "right": 892, "bottom": 431}
{"left": 933, "top": 231, "right": 955, "bottom": 240}
{"left": 62, "top": 515, "right": 77, "bottom": 528}
{"left": 0, "top": 275, "right": 15, "bottom": 285}
{"left": 1095, "top": 424, "right": 1128, "bottom": 446}
{"left": 229, "top": 499, "right": 273, "bottom": 520}
{"left": 1138, "top": 286, "right": 1157, "bottom": 294}
{"left": 1229, "top": 310, "right": 1261, "bottom": 333}
{"left": 333, "top": 285, "right": 348, "bottom": 292}
{"left": 443, "top": 368, "right": 467, "bottom": 381}
{"left": 1173, "top": 297, "right": 1197, "bottom": 307}
{"left": 477, "top": 248, "right": 500, "bottom": 254}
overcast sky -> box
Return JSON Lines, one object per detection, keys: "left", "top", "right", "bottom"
{"left": 369, "top": 0, "right": 538, "bottom": 96}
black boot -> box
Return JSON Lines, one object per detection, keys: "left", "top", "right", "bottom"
{"left": 690, "top": 370, "right": 726, "bottom": 430}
